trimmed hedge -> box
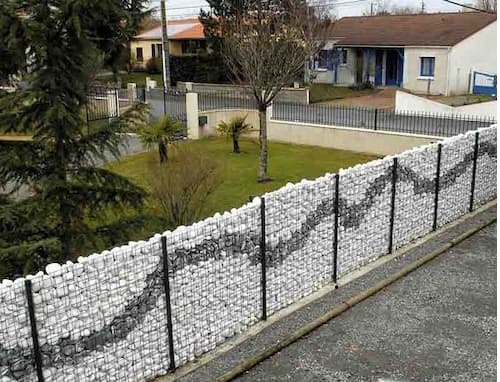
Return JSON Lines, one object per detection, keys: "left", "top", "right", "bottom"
{"left": 143, "top": 54, "right": 232, "bottom": 84}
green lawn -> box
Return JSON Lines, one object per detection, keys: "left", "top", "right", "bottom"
{"left": 309, "top": 83, "right": 378, "bottom": 103}
{"left": 107, "top": 138, "right": 378, "bottom": 228}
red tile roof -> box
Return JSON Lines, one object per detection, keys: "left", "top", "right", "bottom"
{"left": 134, "top": 18, "right": 205, "bottom": 40}
{"left": 328, "top": 12, "right": 496, "bottom": 47}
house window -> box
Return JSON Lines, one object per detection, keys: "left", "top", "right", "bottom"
{"left": 420, "top": 57, "right": 435, "bottom": 77}
{"left": 181, "top": 40, "right": 206, "bottom": 54}
{"left": 152, "top": 43, "right": 163, "bottom": 58}
{"left": 136, "top": 47, "right": 143, "bottom": 63}
{"left": 341, "top": 49, "right": 348, "bottom": 65}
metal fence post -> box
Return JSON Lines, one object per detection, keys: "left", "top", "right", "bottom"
{"left": 469, "top": 131, "right": 480, "bottom": 212}
{"left": 25, "top": 280, "right": 45, "bottom": 382}
{"left": 433, "top": 143, "right": 442, "bottom": 231}
{"left": 161, "top": 236, "right": 176, "bottom": 372}
{"left": 260, "top": 196, "right": 267, "bottom": 320}
{"left": 333, "top": 174, "right": 339, "bottom": 286}
{"left": 374, "top": 108, "right": 378, "bottom": 130}
{"left": 388, "top": 157, "right": 398, "bottom": 254}
{"left": 115, "top": 89, "right": 120, "bottom": 117}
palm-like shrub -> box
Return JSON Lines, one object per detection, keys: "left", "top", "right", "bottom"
{"left": 216, "top": 115, "right": 253, "bottom": 153}
{"left": 139, "top": 116, "right": 183, "bottom": 164}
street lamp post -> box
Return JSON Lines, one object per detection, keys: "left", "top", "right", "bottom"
{"left": 160, "top": 0, "right": 171, "bottom": 115}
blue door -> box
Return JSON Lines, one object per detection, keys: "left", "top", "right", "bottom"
{"left": 375, "top": 50, "right": 383, "bottom": 86}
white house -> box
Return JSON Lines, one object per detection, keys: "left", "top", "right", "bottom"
{"left": 310, "top": 12, "right": 497, "bottom": 96}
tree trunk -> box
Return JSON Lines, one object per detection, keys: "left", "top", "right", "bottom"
{"left": 257, "top": 104, "right": 270, "bottom": 182}
{"left": 55, "top": 131, "right": 72, "bottom": 260}
{"left": 159, "top": 139, "right": 168, "bottom": 163}
{"left": 232, "top": 135, "right": 240, "bottom": 153}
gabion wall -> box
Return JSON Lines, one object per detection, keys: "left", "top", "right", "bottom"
{"left": 0, "top": 126, "right": 497, "bottom": 382}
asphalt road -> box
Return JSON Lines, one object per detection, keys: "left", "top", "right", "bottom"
{"left": 233, "top": 223, "right": 497, "bottom": 382}
{"left": 1, "top": 134, "right": 147, "bottom": 200}
{"left": 143, "top": 89, "right": 493, "bottom": 137}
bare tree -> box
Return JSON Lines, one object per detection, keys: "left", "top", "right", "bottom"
{"left": 475, "top": 0, "right": 497, "bottom": 11}
{"left": 222, "top": 0, "right": 329, "bottom": 182}
{"left": 392, "top": 4, "right": 421, "bottom": 14}
{"left": 363, "top": 0, "right": 420, "bottom": 15}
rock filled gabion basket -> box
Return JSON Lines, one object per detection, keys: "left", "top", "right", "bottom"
{"left": 0, "top": 125, "right": 497, "bottom": 382}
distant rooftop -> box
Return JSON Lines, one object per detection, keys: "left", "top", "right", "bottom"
{"left": 328, "top": 12, "right": 497, "bottom": 47}
{"left": 134, "top": 18, "right": 205, "bottom": 40}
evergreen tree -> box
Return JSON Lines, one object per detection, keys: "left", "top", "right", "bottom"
{"left": 0, "top": 0, "right": 149, "bottom": 279}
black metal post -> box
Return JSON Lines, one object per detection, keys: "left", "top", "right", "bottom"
{"left": 25, "top": 280, "right": 45, "bottom": 382}
{"left": 469, "top": 131, "right": 480, "bottom": 212}
{"left": 115, "top": 89, "right": 120, "bottom": 118}
{"left": 161, "top": 236, "right": 176, "bottom": 371}
{"left": 388, "top": 157, "right": 398, "bottom": 254}
{"left": 433, "top": 143, "right": 442, "bottom": 231}
{"left": 374, "top": 108, "right": 378, "bottom": 130}
{"left": 333, "top": 174, "right": 339, "bottom": 287}
{"left": 260, "top": 196, "right": 267, "bottom": 320}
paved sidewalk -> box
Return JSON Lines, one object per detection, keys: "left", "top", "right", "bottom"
{"left": 174, "top": 205, "right": 496, "bottom": 382}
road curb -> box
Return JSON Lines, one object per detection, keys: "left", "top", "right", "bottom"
{"left": 210, "top": 214, "right": 497, "bottom": 382}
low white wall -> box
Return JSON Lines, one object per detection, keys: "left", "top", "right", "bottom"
{"left": 456, "top": 101, "right": 498, "bottom": 118}
{"left": 267, "top": 120, "right": 437, "bottom": 156}
{"left": 395, "top": 90, "right": 497, "bottom": 119}
{"left": 199, "top": 108, "right": 437, "bottom": 156}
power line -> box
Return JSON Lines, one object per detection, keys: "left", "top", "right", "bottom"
{"left": 150, "top": 0, "right": 371, "bottom": 10}
{"left": 440, "top": 0, "right": 496, "bottom": 13}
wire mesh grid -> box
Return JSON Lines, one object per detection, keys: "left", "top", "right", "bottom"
{"left": 30, "top": 240, "right": 170, "bottom": 382}
{"left": 437, "top": 131, "right": 476, "bottom": 228}
{"left": 0, "top": 125, "right": 497, "bottom": 382}
{"left": 264, "top": 175, "right": 335, "bottom": 316}
{"left": 0, "top": 282, "right": 34, "bottom": 381}
{"left": 166, "top": 202, "right": 261, "bottom": 368}
{"left": 473, "top": 128, "right": 497, "bottom": 209}
{"left": 393, "top": 143, "right": 438, "bottom": 250}
{"left": 337, "top": 158, "right": 393, "bottom": 278}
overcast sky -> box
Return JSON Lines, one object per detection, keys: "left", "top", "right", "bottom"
{"left": 148, "top": 0, "right": 462, "bottom": 19}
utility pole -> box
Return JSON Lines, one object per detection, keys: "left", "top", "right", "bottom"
{"left": 421, "top": 0, "right": 425, "bottom": 13}
{"left": 370, "top": 2, "right": 374, "bottom": 15}
{"left": 160, "top": 0, "right": 171, "bottom": 91}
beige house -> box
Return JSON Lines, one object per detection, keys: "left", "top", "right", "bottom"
{"left": 310, "top": 12, "right": 497, "bottom": 95}
{"left": 130, "top": 18, "right": 206, "bottom": 68}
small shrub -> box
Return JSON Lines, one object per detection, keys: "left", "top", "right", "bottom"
{"left": 147, "top": 147, "right": 222, "bottom": 227}
{"left": 216, "top": 115, "right": 253, "bottom": 153}
{"left": 145, "top": 57, "right": 162, "bottom": 74}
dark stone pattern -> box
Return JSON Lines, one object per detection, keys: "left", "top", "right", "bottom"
{"left": 0, "top": 139, "right": 496, "bottom": 381}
